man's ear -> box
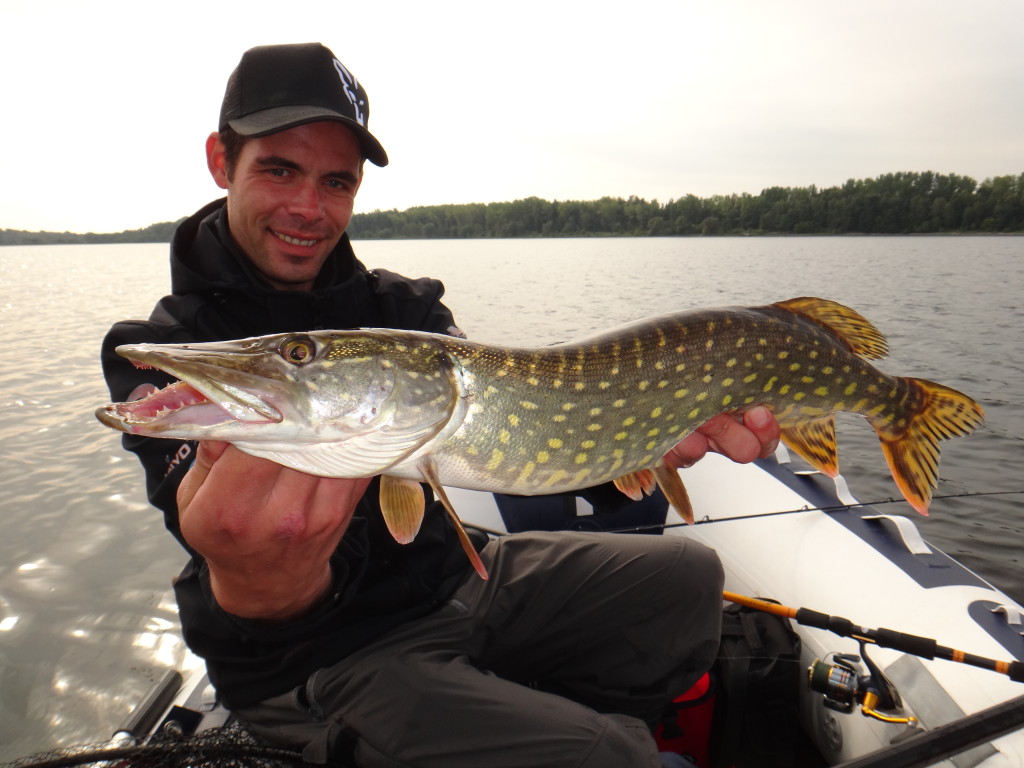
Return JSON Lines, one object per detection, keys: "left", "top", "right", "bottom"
{"left": 206, "top": 132, "right": 229, "bottom": 190}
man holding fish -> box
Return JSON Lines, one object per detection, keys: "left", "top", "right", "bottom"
{"left": 101, "top": 42, "right": 781, "bottom": 767}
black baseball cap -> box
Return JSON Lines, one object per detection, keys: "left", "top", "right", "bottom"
{"left": 219, "top": 43, "right": 388, "bottom": 167}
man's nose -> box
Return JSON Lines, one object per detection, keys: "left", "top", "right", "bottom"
{"left": 287, "top": 180, "right": 325, "bottom": 219}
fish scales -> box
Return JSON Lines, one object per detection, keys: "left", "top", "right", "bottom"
{"left": 425, "top": 305, "right": 904, "bottom": 493}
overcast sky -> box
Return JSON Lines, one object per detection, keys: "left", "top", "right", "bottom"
{"left": 3, "top": 0, "right": 1021, "bottom": 233}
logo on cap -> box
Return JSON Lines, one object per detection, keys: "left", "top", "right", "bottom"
{"left": 333, "top": 59, "right": 367, "bottom": 127}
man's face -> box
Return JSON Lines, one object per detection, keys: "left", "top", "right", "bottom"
{"left": 207, "top": 121, "right": 363, "bottom": 291}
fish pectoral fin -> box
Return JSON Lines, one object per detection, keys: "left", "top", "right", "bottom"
{"left": 613, "top": 469, "right": 657, "bottom": 501}
{"left": 379, "top": 475, "right": 427, "bottom": 544}
{"left": 779, "top": 416, "right": 839, "bottom": 477}
{"left": 417, "top": 458, "right": 489, "bottom": 580}
{"left": 653, "top": 464, "right": 695, "bottom": 525}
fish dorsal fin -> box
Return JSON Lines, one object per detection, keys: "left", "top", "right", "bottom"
{"left": 417, "top": 457, "right": 489, "bottom": 580}
{"left": 233, "top": 418, "right": 445, "bottom": 478}
{"left": 772, "top": 297, "right": 889, "bottom": 360}
{"left": 379, "top": 475, "right": 426, "bottom": 544}
{"left": 779, "top": 416, "right": 839, "bottom": 477}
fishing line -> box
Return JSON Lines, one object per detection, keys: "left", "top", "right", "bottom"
{"left": 595, "top": 488, "right": 1024, "bottom": 535}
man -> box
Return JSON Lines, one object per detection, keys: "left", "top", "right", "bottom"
{"left": 101, "top": 43, "right": 779, "bottom": 767}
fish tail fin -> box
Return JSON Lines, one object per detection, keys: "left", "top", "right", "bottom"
{"left": 874, "top": 378, "right": 985, "bottom": 515}
{"left": 779, "top": 415, "right": 839, "bottom": 477}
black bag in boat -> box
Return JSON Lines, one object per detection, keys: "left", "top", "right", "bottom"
{"left": 711, "top": 600, "right": 803, "bottom": 768}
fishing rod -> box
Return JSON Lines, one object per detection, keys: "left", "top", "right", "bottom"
{"left": 724, "top": 590, "right": 1024, "bottom": 686}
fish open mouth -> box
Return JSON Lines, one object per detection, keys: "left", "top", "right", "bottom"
{"left": 97, "top": 355, "right": 284, "bottom": 435}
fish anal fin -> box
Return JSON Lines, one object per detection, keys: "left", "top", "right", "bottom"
{"left": 772, "top": 297, "right": 889, "bottom": 361}
{"left": 417, "top": 458, "right": 489, "bottom": 580}
{"left": 613, "top": 469, "right": 657, "bottom": 501}
{"left": 379, "top": 475, "right": 426, "bottom": 544}
{"left": 653, "top": 464, "right": 694, "bottom": 525}
{"left": 874, "top": 377, "right": 985, "bottom": 516}
{"left": 779, "top": 416, "right": 839, "bottom": 477}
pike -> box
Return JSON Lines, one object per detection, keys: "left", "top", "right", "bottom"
{"left": 97, "top": 297, "right": 984, "bottom": 579}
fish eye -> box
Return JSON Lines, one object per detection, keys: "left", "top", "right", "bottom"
{"left": 280, "top": 336, "right": 316, "bottom": 365}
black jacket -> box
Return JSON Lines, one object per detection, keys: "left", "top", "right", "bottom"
{"left": 100, "top": 199, "right": 472, "bottom": 709}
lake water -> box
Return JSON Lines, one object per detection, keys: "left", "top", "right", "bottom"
{"left": 0, "top": 236, "right": 1021, "bottom": 759}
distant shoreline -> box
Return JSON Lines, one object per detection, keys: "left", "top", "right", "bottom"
{"left": 4, "top": 171, "right": 1022, "bottom": 244}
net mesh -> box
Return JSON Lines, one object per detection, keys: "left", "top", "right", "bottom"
{"left": 2, "top": 723, "right": 316, "bottom": 768}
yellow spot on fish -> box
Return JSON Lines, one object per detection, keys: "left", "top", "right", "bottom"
{"left": 508, "top": 414, "right": 520, "bottom": 427}
{"left": 789, "top": 363, "right": 800, "bottom": 372}
{"left": 486, "top": 449, "right": 504, "bottom": 471}
{"left": 688, "top": 408, "right": 701, "bottom": 419}
{"left": 615, "top": 431, "right": 628, "bottom": 440}
{"left": 517, "top": 462, "right": 536, "bottom": 483}
{"left": 553, "top": 414, "right": 567, "bottom": 423}
{"left": 702, "top": 374, "right": 713, "bottom": 384}
{"left": 536, "top": 451, "right": 550, "bottom": 463}
{"left": 520, "top": 400, "right": 538, "bottom": 410}
{"left": 562, "top": 403, "right": 575, "bottom": 411}
{"left": 726, "top": 358, "right": 738, "bottom": 368}
{"left": 582, "top": 439, "right": 596, "bottom": 449}
{"left": 599, "top": 381, "right": 612, "bottom": 389}
{"left": 499, "top": 429, "right": 511, "bottom": 444}
{"left": 675, "top": 363, "right": 687, "bottom": 372}
{"left": 613, "top": 399, "right": 627, "bottom": 408}
{"left": 744, "top": 373, "right": 758, "bottom": 383}
{"left": 814, "top": 386, "right": 829, "bottom": 396}
{"left": 674, "top": 388, "right": 689, "bottom": 399}
{"left": 590, "top": 407, "right": 603, "bottom": 416}
{"left": 548, "top": 438, "right": 563, "bottom": 449}
{"left": 844, "top": 382, "right": 858, "bottom": 396}
{"left": 705, "top": 339, "right": 714, "bottom": 350}
{"left": 722, "top": 394, "right": 733, "bottom": 406}
{"left": 575, "top": 382, "right": 586, "bottom": 391}
{"left": 722, "top": 378, "right": 734, "bottom": 387}
{"left": 646, "top": 440, "right": 658, "bottom": 450}
{"left": 778, "top": 351, "right": 789, "bottom": 360}
{"left": 575, "top": 453, "right": 588, "bottom": 465}
{"left": 696, "top": 392, "right": 708, "bottom": 401}
{"left": 650, "top": 406, "right": 663, "bottom": 418}
{"left": 648, "top": 428, "right": 660, "bottom": 437}
{"left": 587, "top": 423, "right": 602, "bottom": 432}
{"left": 793, "top": 391, "right": 806, "bottom": 401}
{"left": 623, "top": 416, "right": 636, "bottom": 427}
{"left": 552, "top": 378, "right": 563, "bottom": 388}
{"left": 780, "top": 384, "right": 791, "bottom": 395}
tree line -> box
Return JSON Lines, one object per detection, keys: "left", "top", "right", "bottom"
{"left": 0, "top": 219, "right": 183, "bottom": 246}
{"left": 2, "top": 171, "right": 1021, "bottom": 245}
{"left": 348, "top": 172, "right": 1023, "bottom": 239}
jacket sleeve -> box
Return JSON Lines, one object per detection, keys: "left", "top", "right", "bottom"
{"left": 100, "top": 318, "right": 198, "bottom": 551}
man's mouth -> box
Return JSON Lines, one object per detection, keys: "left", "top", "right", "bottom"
{"left": 272, "top": 229, "right": 319, "bottom": 248}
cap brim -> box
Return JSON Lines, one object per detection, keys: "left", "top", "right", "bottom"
{"left": 228, "top": 106, "right": 389, "bottom": 167}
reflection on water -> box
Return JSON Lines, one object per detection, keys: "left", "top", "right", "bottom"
{"left": 0, "top": 238, "right": 1022, "bottom": 758}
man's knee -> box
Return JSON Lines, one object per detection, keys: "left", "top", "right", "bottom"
{"left": 579, "top": 713, "right": 661, "bottom": 768}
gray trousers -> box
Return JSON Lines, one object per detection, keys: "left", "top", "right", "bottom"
{"left": 234, "top": 531, "right": 723, "bottom": 767}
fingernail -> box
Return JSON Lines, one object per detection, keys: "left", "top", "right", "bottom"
{"left": 748, "top": 405, "right": 772, "bottom": 427}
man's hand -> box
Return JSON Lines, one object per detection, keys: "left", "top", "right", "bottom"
{"left": 177, "top": 441, "right": 371, "bottom": 622}
{"left": 665, "top": 405, "right": 780, "bottom": 470}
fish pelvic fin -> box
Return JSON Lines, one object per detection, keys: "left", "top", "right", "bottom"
{"left": 379, "top": 475, "right": 426, "bottom": 544}
{"left": 417, "top": 458, "right": 489, "bottom": 580}
{"left": 875, "top": 377, "right": 985, "bottom": 516}
{"left": 773, "top": 297, "right": 889, "bottom": 360}
{"left": 653, "top": 464, "right": 695, "bottom": 525}
{"left": 613, "top": 469, "right": 657, "bottom": 501}
{"left": 779, "top": 415, "right": 839, "bottom": 477}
